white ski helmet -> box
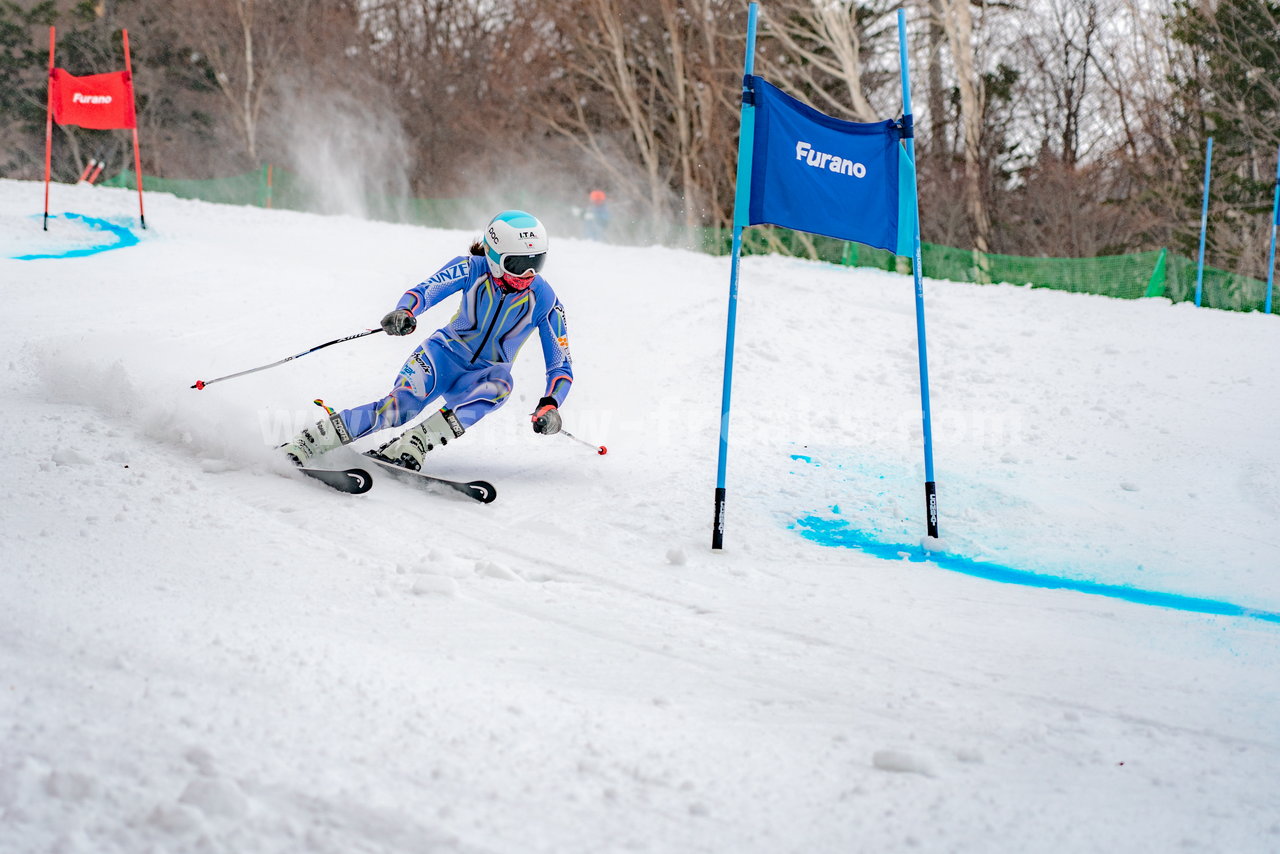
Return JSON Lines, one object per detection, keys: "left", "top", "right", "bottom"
{"left": 483, "top": 210, "right": 548, "bottom": 280}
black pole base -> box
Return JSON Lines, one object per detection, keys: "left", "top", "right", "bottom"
{"left": 925, "top": 480, "right": 939, "bottom": 539}
{"left": 712, "top": 487, "right": 727, "bottom": 551}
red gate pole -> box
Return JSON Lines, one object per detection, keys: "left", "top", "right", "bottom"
{"left": 122, "top": 28, "right": 146, "bottom": 229}
{"left": 43, "top": 26, "right": 55, "bottom": 231}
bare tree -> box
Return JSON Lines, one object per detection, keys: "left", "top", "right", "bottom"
{"left": 756, "top": 0, "right": 900, "bottom": 122}
{"left": 925, "top": 0, "right": 950, "bottom": 154}
{"left": 1016, "top": 0, "right": 1106, "bottom": 170}
{"left": 529, "top": 0, "right": 742, "bottom": 235}
{"left": 167, "top": 0, "right": 356, "bottom": 165}
{"left": 358, "top": 0, "right": 515, "bottom": 195}
{"left": 933, "top": 0, "right": 992, "bottom": 255}
{"left": 172, "top": 0, "right": 266, "bottom": 162}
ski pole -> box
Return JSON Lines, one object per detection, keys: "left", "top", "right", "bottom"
{"left": 191, "top": 328, "right": 383, "bottom": 390}
{"left": 560, "top": 428, "right": 607, "bottom": 455}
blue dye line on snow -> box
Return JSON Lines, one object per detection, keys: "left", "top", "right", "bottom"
{"left": 793, "top": 515, "right": 1280, "bottom": 624}
{"left": 14, "top": 213, "right": 139, "bottom": 260}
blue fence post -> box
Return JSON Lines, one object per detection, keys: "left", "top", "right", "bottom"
{"left": 711, "top": 2, "right": 759, "bottom": 551}
{"left": 897, "top": 10, "right": 939, "bottom": 540}
{"left": 1195, "top": 137, "right": 1213, "bottom": 308}
{"left": 1266, "top": 144, "right": 1279, "bottom": 315}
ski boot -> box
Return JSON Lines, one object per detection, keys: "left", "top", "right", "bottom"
{"left": 281, "top": 413, "right": 353, "bottom": 465}
{"left": 368, "top": 408, "right": 465, "bottom": 471}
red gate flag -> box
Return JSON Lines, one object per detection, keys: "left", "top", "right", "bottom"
{"left": 44, "top": 26, "right": 147, "bottom": 231}
{"left": 50, "top": 68, "right": 136, "bottom": 129}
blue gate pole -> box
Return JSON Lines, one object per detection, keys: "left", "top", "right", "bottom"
{"left": 897, "top": 10, "right": 939, "bottom": 540}
{"left": 1266, "top": 144, "right": 1279, "bottom": 315}
{"left": 712, "top": 2, "right": 759, "bottom": 551}
{"left": 1195, "top": 136, "right": 1213, "bottom": 308}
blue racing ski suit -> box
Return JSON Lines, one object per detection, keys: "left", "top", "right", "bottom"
{"left": 339, "top": 255, "right": 573, "bottom": 439}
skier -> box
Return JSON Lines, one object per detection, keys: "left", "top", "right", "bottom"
{"left": 281, "top": 210, "right": 572, "bottom": 470}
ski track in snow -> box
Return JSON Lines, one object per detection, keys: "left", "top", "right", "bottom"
{"left": 1, "top": 179, "right": 1279, "bottom": 853}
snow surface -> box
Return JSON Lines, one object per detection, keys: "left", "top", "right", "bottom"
{"left": 2, "top": 178, "right": 1279, "bottom": 853}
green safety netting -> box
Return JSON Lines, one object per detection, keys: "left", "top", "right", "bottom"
{"left": 1164, "top": 252, "right": 1271, "bottom": 313}
{"left": 702, "top": 224, "right": 1271, "bottom": 312}
{"left": 102, "top": 167, "right": 1272, "bottom": 314}
{"left": 100, "top": 166, "right": 517, "bottom": 229}
{"left": 839, "top": 241, "right": 1168, "bottom": 300}
{"left": 101, "top": 167, "right": 272, "bottom": 207}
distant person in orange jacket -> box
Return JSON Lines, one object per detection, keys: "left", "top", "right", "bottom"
{"left": 583, "top": 189, "right": 610, "bottom": 241}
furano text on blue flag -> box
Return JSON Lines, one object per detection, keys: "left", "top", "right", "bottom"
{"left": 794, "top": 141, "right": 867, "bottom": 178}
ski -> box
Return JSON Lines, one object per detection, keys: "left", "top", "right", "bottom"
{"left": 298, "top": 465, "right": 373, "bottom": 495}
{"left": 363, "top": 454, "right": 497, "bottom": 503}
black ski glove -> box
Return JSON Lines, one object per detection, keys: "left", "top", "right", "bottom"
{"left": 380, "top": 309, "right": 417, "bottom": 336}
{"left": 531, "top": 396, "right": 562, "bottom": 435}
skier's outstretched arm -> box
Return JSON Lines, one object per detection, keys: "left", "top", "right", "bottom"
{"left": 380, "top": 256, "right": 473, "bottom": 336}
{"left": 531, "top": 300, "right": 574, "bottom": 434}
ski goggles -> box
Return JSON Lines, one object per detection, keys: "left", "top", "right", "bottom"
{"left": 500, "top": 252, "right": 546, "bottom": 278}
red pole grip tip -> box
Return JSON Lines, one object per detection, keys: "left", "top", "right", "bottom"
{"left": 598, "top": 446, "right": 607, "bottom": 455}
{"left": 192, "top": 380, "right": 205, "bottom": 390}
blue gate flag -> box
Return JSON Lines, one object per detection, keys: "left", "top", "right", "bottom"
{"left": 746, "top": 75, "right": 916, "bottom": 257}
